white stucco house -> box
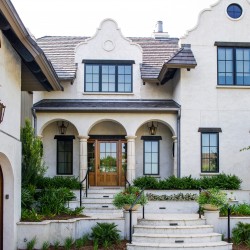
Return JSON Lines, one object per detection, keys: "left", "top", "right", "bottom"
{"left": 0, "top": 1, "right": 62, "bottom": 249}
{"left": 32, "top": 0, "right": 250, "bottom": 190}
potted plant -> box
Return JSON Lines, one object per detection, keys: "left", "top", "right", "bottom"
{"left": 112, "top": 186, "right": 148, "bottom": 210}
{"left": 197, "top": 188, "right": 227, "bottom": 211}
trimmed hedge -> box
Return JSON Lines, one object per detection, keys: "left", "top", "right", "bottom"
{"left": 36, "top": 176, "right": 80, "bottom": 190}
{"left": 133, "top": 174, "right": 241, "bottom": 190}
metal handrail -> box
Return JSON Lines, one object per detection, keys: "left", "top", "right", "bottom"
{"left": 128, "top": 187, "right": 146, "bottom": 244}
{"left": 198, "top": 188, "right": 231, "bottom": 243}
{"left": 79, "top": 168, "right": 90, "bottom": 207}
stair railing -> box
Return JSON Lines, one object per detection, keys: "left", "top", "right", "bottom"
{"left": 198, "top": 187, "right": 231, "bottom": 243}
{"left": 79, "top": 168, "right": 90, "bottom": 208}
{"left": 128, "top": 187, "right": 146, "bottom": 244}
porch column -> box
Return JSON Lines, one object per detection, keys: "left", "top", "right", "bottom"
{"left": 172, "top": 135, "right": 178, "bottom": 177}
{"left": 125, "top": 136, "right": 137, "bottom": 184}
{"left": 78, "top": 135, "right": 89, "bottom": 182}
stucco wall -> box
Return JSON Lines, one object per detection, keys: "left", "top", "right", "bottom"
{"left": 0, "top": 32, "right": 22, "bottom": 250}
{"left": 178, "top": 0, "right": 250, "bottom": 189}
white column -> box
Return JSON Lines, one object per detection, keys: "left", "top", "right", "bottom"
{"left": 125, "top": 136, "right": 137, "bottom": 184}
{"left": 78, "top": 135, "right": 89, "bottom": 182}
{"left": 172, "top": 135, "right": 178, "bottom": 177}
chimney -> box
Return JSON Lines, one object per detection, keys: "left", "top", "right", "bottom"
{"left": 153, "top": 21, "right": 169, "bottom": 39}
{"left": 155, "top": 21, "right": 163, "bottom": 33}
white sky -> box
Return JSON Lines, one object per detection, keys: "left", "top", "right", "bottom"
{"left": 11, "top": 0, "right": 217, "bottom": 39}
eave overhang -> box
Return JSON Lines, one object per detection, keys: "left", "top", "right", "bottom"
{"left": 0, "top": 0, "right": 63, "bottom": 91}
{"left": 33, "top": 99, "right": 181, "bottom": 113}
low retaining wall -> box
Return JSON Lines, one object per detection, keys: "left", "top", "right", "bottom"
{"left": 17, "top": 217, "right": 124, "bottom": 249}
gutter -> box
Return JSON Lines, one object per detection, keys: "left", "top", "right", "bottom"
{"left": 177, "top": 109, "right": 181, "bottom": 178}
{"left": 32, "top": 108, "right": 37, "bottom": 136}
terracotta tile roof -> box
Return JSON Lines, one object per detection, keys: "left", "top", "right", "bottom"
{"left": 37, "top": 36, "right": 195, "bottom": 81}
{"left": 33, "top": 99, "right": 180, "bottom": 112}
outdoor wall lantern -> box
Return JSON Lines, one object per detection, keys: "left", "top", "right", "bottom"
{"left": 148, "top": 122, "right": 158, "bottom": 135}
{"left": 57, "top": 121, "right": 69, "bottom": 135}
{"left": 0, "top": 101, "right": 6, "bottom": 124}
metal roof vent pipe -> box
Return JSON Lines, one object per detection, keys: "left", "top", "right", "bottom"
{"left": 153, "top": 21, "right": 169, "bottom": 40}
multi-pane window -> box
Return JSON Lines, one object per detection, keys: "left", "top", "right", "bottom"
{"left": 144, "top": 140, "right": 159, "bottom": 175}
{"left": 56, "top": 136, "right": 74, "bottom": 175}
{"left": 201, "top": 133, "right": 219, "bottom": 173}
{"left": 218, "top": 47, "right": 250, "bottom": 85}
{"left": 85, "top": 63, "right": 132, "bottom": 93}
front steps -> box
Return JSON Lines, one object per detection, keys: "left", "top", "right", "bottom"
{"left": 78, "top": 187, "right": 124, "bottom": 216}
{"left": 127, "top": 215, "right": 232, "bottom": 250}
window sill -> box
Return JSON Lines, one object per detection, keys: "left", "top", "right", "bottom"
{"left": 200, "top": 172, "right": 220, "bottom": 176}
{"left": 144, "top": 175, "right": 161, "bottom": 178}
{"left": 82, "top": 92, "right": 134, "bottom": 95}
{"left": 217, "top": 85, "right": 250, "bottom": 89}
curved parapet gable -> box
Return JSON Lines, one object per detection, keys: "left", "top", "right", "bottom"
{"left": 75, "top": 18, "right": 142, "bottom": 59}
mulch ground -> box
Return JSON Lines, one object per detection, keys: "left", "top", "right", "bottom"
{"left": 233, "top": 244, "right": 250, "bottom": 250}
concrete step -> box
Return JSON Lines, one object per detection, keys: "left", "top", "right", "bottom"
{"left": 83, "top": 207, "right": 123, "bottom": 215}
{"left": 133, "top": 225, "right": 214, "bottom": 235}
{"left": 132, "top": 232, "right": 222, "bottom": 244}
{"left": 83, "top": 197, "right": 113, "bottom": 203}
{"left": 127, "top": 241, "right": 232, "bottom": 250}
{"left": 138, "top": 218, "right": 206, "bottom": 226}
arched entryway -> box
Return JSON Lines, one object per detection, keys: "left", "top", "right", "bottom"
{"left": 88, "top": 120, "right": 127, "bottom": 186}
{"left": 0, "top": 166, "right": 2, "bottom": 250}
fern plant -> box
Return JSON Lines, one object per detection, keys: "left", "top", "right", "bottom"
{"left": 232, "top": 222, "right": 250, "bottom": 244}
{"left": 90, "top": 222, "right": 120, "bottom": 247}
{"left": 26, "top": 236, "right": 37, "bottom": 250}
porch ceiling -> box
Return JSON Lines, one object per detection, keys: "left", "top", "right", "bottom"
{"left": 33, "top": 99, "right": 180, "bottom": 113}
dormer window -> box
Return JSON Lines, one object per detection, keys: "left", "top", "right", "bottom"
{"left": 83, "top": 60, "right": 134, "bottom": 93}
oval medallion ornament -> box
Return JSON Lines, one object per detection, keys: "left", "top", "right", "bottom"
{"left": 103, "top": 40, "right": 115, "bottom": 52}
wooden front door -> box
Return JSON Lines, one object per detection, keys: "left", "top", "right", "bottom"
{"left": 88, "top": 140, "right": 126, "bottom": 186}
{"left": 0, "top": 166, "right": 3, "bottom": 250}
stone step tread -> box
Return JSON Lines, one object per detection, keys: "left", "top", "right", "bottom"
{"left": 127, "top": 241, "right": 232, "bottom": 247}
{"left": 132, "top": 232, "right": 222, "bottom": 238}
{"left": 134, "top": 225, "right": 214, "bottom": 229}
{"left": 138, "top": 218, "right": 205, "bottom": 222}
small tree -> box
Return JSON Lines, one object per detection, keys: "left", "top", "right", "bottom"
{"left": 21, "top": 119, "right": 47, "bottom": 186}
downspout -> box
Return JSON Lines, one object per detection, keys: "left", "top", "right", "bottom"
{"left": 177, "top": 109, "right": 181, "bottom": 178}
{"left": 32, "top": 108, "right": 37, "bottom": 136}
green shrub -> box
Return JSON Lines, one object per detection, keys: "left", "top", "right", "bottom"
{"left": 90, "top": 222, "right": 120, "bottom": 247}
{"left": 38, "top": 188, "right": 75, "bottom": 215}
{"left": 64, "top": 237, "right": 74, "bottom": 250}
{"left": 36, "top": 176, "right": 80, "bottom": 190}
{"left": 146, "top": 192, "right": 198, "bottom": 201}
{"left": 53, "top": 240, "right": 60, "bottom": 250}
{"left": 21, "top": 185, "right": 36, "bottom": 209}
{"left": 220, "top": 203, "right": 250, "bottom": 216}
{"left": 232, "top": 222, "right": 250, "bottom": 244}
{"left": 21, "top": 119, "right": 47, "bottom": 187}
{"left": 42, "top": 241, "right": 50, "bottom": 250}
{"left": 21, "top": 208, "right": 43, "bottom": 222}
{"left": 133, "top": 174, "right": 241, "bottom": 190}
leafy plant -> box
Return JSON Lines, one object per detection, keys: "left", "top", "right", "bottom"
{"left": 21, "top": 208, "right": 43, "bottom": 222}
{"left": 21, "top": 119, "right": 47, "bottom": 187}
{"left": 113, "top": 186, "right": 147, "bottom": 209}
{"left": 232, "top": 222, "right": 250, "bottom": 244}
{"left": 53, "top": 240, "right": 60, "bottom": 250}
{"left": 21, "top": 185, "right": 36, "bottom": 209}
{"left": 220, "top": 203, "right": 250, "bottom": 216}
{"left": 197, "top": 188, "right": 227, "bottom": 208}
{"left": 42, "top": 241, "right": 50, "bottom": 250}
{"left": 38, "top": 188, "right": 75, "bottom": 215}
{"left": 64, "top": 237, "right": 74, "bottom": 250}
{"left": 90, "top": 222, "right": 121, "bottom": 247}
{"left": 93, "top": 240, "right": 98, "bottom": 250}
{"left": 26, "top": 236, "right": 37, "bottom": 250}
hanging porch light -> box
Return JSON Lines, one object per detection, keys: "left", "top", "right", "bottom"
{"left": 147, "top": 122, "right": 158, "bottom": 135}
{"left": 57, "top": 121, "right": 69, "bottom": 135}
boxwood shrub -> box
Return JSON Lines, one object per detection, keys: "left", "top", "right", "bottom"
{"left": 36, "top": 176, "right": 80, "bottom": 189}
{"left": 133, "top": 174, "right": 241, "bottom": 190}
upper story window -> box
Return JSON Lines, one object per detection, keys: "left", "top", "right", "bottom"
{"left": 227, "top": 4, "right": 242, "bottom": 19}
{"left": 83, "top": 60, "right": 134, "bottom": 93}
{"left": 218, "top": 47, "right": 250, "bottom": 86}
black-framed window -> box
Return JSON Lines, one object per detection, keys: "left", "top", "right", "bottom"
{"left": 55, "top": 136, "right": 74, "bottom": 175}
{"left": 143, "top": 138, "right": 160, "bottom": 175}
{"left": 84, "top": 61, "right": 133, "bottom": 93}
{"left": 201, "top": 133, "right": 219, "bottom": 173}
{"left": 218, "top": 47, "right": 250, "bottom": 86}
